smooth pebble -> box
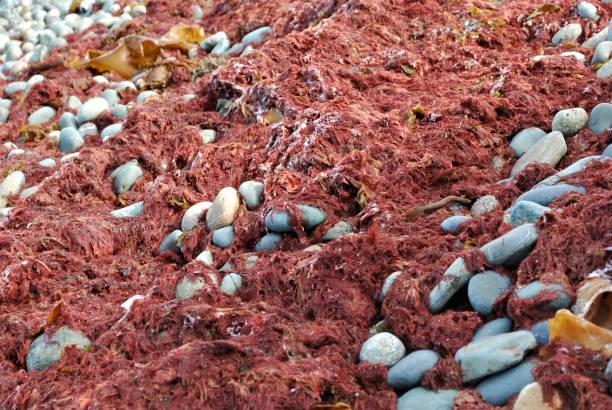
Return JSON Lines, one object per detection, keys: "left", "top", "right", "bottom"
{"left": 514, "top": 184, "right": 586, "bottom": 206}
{"left": 429, "top": 257, "right": 473, "bottom": 313}
{"left": 471, "top": 195, "right": 498, "bottom": 216}
{"left": 510, "top": 131, "right": 567, "bottom": 176}
{"left": 101, "top": 123, "right": 122, "bottom": 141}
{"left": 387, "top": 349, "right": 440, "bottom": 390}
{"left": 111, "top": 161, "right": 142, "bottom": 194}
{"left": 551, "top": 23, "right": 582, "bottom": 46}
{"left": 238, "top": 180, "right": 264, "bottom": 210}
{"left": 26, "top": 327, "right": 91, "bottom": 371}
{"left": 255, "top": 232, "right": 283, "bottom": 252}
{"left": 397, "top": 387, "right": 458, "bottom": 410}
{"left": 359, "top": 332, "right": 406, "bottom": 367}
{"left": 175, "top": 276, "right": 205, "bottom": 300}
{"left": 509, "top": 127, "right": 546, "bottom": 157}
{"left": 510, "top": 201, "right": 551, "bottom": 226}
{"left": 472, "top": 318, "right": 513, "bottom": 341}
{"left": 529, "top": 320, "right": 550, "bottom": 346}
{"left": 588, "top": 103, "right": 612, "bottom": 134}
{"left": 0, "top": 170, "right": 26, "bottom": 197}
{"left": 468, "top": 271, "right": 511, "bottom": 315}
{"left": 591, "top": 40, "right": 612, "bottom": 65}
{"left": 220, "top": 272, "right": 243, "bottom": 295}
{"left": 515, "top": 280, "right": 571, "bottom": 311}
{"left": 159, "top": 229, "right": 182, "bottom": 254}
{"left": 59, "top": 112, "right": 77, "bottom": 129}
{"left": 77, "top": 97, "right": 109, "bottom": 124}
{"left": 211, "top": 225, "right": 234, "bottom": 248}
{"left": 440, "top": 215, "right": 471, "bottom": 233}
{"left": 321, "top": 220, "right": 353, "bottom": 241}
{"left": 181, "top": 201, "right": 212, "bottom": 231}
{"left": 479, "top": 223, "right": 538, "bottom": 267}
{"left": 206, "top": 187, "right": 240, "bottom": 231}
{"left": 110, "top": 201, "right": 144, "bottom": 218}
{"left": 476, "top": 360, "right": 536, "bottom": 405}
{"left": 27, "top": 106, "right": 55, "bottom": 125}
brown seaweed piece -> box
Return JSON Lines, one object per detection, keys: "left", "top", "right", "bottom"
{"left": 548, "top": 309, "right": 612, "bottom": 356}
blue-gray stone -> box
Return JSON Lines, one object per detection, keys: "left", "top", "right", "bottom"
{"left": 529, "top": 320, "right": 550, "bottom": 346}
{"left": 38, "top": 158, "right": 57, "bottom": 168}
{"left": 0, "top": 99, "right": 11, "bottom": 109}
{"left": 181, "top": 201, "right": 212, "bottom": 232}
{"left": 101, "top": 88, "right": 120, "bottom": 106}
{"left": 535, "top": 156, "right": 606, "bottom": 187}
{"left": 515, "top": 280, "right": 571, "bottom": 311}
{"left": 242, "top": 26, "right": 272, "bottom": 45}
{"left": 380, "top": 271, "right": 402, "bottom": 301}
{"left": 225, "top": 41, "right": 245, "bottom": 55}
{"left": 515, "top": 184, "right": 586, "bottom": 206}
{"left": 440, "top": 215, "right": 472, "bottom": 233}
{"left": 77, "top": 97, "right": 109, "bottom": 124}
{"left": 78, "top": 122, "right": 97, "bottom": 137}
{"left": 454, "top": 330, "right": 537, "bottom": 383}
{"left": 265, "top": 210, "right": 292, "bottom": 232}
{"left": 201, "top": 32, "right": 230, "bottom": 53}
{"left": 510, "top": 201, "right": 551, "bottom": 226}
{"left": 472, "top": 318, "right": 513, "bottom": 341}
{"left": 582, "top": 27, "right": 609, "bottom": 49}
{"left": 255, "top": 232, "right": 282, "bottom": 252}
{"left": 359, "top": 332, "right": 406, "bottom": 367}
{"left": 468, "top": 271, "right": 511, "bottom": 315}
{"left": 387, "top": 349, "right": 440, "bottom": 390}
{"left": 591, "top": 41, "right": 612, "bottom": 65}
{"left": 605, "top": 358, "right": 612, "bottom": 387}
{"left": 28, "top": 106, "right": 56, "bottom": 125}
{"left": 101, "top": 123, "right": 123, "bottom": 141}
{"left": 0, "top": 107, "right": 9, "bottom": 123}
{"left": 603, "top": 144, "right": 612, "bottom": 158}
{"left": 578, "top": 1, "right": 600, "bottom": 21}
{"left": 397, "top": 387, "right": 458, "bottom": 410}
{"left": 429, "top": 257, "right": 473, "bottom": 313}
{"left": 509, "top": 128, "right": 546, "bottom": 157}
{"left": 113, "top": 104, "right": 128, "bottom": 119}
{"left": 110, "top": 201, "right": 144, "bottom": 218}
{"left": 588, "top": 103, "right": 612, "bottom": 134}
{"left": 510, "top": 131, "right": 567, "bottom": 176}
{"left": 175, "top": 276, "right": 205, "bottom": 300}
{"left": 59, "top": 112, "right": 77, "bottom": 129}
{"left": 4, "top": 81, "right": 28, "bottom": 96}
{"left": 159, "top": 229, "right": 182, "bottom": 254}
{"left": 212, "top": 225, "right": 234, "bottom": 248}
{"left": 298, "top": 205, "right": 327, "bottom": 230}
{"left": 551, "top": 23, "right": 582, "bottom": 46}
{"left": 220, "top": 272, "right": 243, "bottom": 295}
{"left": 479, "top": 224, "right": 538, "bottom": 267}
{"left": 137, "top": 91, "right": 157, "bottom": 104}
{"left": 597, "top": 60, "right": 612, "bottom": 77}
{"left": 58, "top": 127, "right": 84, "bottom": 153}
{"left": 111, "top": 161, "right": 142, "bottom": 194}
{"left": 26, "top": 327, "right": 91, "bottom": 371}
{"left": 551, "top": 108, "right": 588, "bottom": 137}
{"left": 321, "top": 220, "right": 354, "bottom": 241}
{"left": 238, "top": 180, "right": 264, "bottom": 210}
{"left": 476, "top": 360, "right": 536, "bottom": 406}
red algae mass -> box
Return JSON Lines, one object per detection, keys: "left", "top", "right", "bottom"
{"left": 0, "top": 0, "right": 611, "bottom": 409}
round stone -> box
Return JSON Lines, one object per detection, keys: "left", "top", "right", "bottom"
{"left": 588, "top": 103, "right": 612, "bottom": 134}
{"left": 38, "top": 158, "right": 57, "bottom": 168}
{"left": 515, "top": 280, "right": 571, "bottom": 311}
{"left": 254, "top": 232, "right": 283, "bottom": 252}
{"left": 181, "top": 201, "right": 212, "bottom": 231}
{"left": 59, "top": 112, "right": 78, "bottom": 129}
{"left": 77, "top": 97, "right": 109, "bottom": 124}
{"left": 195, "top": 250, "right": 213, "bottom": 266}
{"left": 238, "top": 180, "right": 264, "bottom": 210}
{"left": 101, "top": 88, "right": 120, "bottom": 106}
{"left": 359, "top": 332, "right": 406, "bottom": 367}
{"left": 471, "top": 195, "right": 498, "bottom": 216}
{"left": 380, "top": 271, "right": 402, "bottom": 301}
{"left": 298, "top": 205, "right": 327, "bottom": 230}
{"left": 59, "top": 127, "right": 84, "bottom": 153}
{"left": 28, "top": 106, "right": 55, "bottom": 125}
{"left": 387, "top": 349, "right": 440, "bottom": 390}
{"left": 26, "top": 327, "right": 91, "bottom": 371}
{"left": 136, "top": 91, "right": 157, "bottom": 104}
{"left": 529, "top": 320, "right": 550, "bottom": 346}
{"left": 577, "top": 1, "right": 599, "bottom": 21}
{"left": 101, "top": 123, "right": 123, "bottom": 141}
{"left": 211, "top": 225, "right": 235, "bottom": 249}
{"left": 159, "top": 230, "right": 182, "bottom": 254}
{"left": 220, "top": 272, "right": 243, "bottom": 295}
{"left": 206, "top": 187, "right": 240, "bottom": 231}
{"left": 111, "top": 161, "right": 143, "bottom": 194}
{"left": 591, "top": 41, "right": 612, "bottom": 65}
{"left": 0, "top": 170, "right": 26, "bottom": 197}
{"left": 551, "top": 108, "right": 588, "bottom": 137}
{"left": 596, "top": 59, "right": 612, "bottom": 77}
{"left": 468, "top": 271, "right": 512, "bottom": 315}
{"left": 265, "top": 209, "right": 292, "bottom": 232}
{"left": 78, "top": 122, "right": 97, "bottom": 137}
{"left": 472, "top": 317, "right": 513, "bottom": 341}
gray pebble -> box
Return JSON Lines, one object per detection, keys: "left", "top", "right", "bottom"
{"left": 603, "top": 144, "right": 612, "bottom": 158}
{"left": 321, "top": 220, "right": 353, "bottom": 241}
{"left": 59, "top": 127, "right": 84, "bottom": 153}
{"left": 78, "top": 122, "right": 97, "bottom": 137}
{"left": 476, "top": 360, "right": 536, "bottom": 405}
{"left": 200, "top": 32, "right": 230, "bottom": 53}
{"left": 591, "top": 41, "right": 612, "bottom": 65}
{"left": 77, "top": 97, "right": 109, "bottom": 124}
{"left": 551, "top": 23, "right": 582, "bottom": 46}
{"left": 38, "top": 158, "right": 56, "bottom": 168}
{"left": 472, "top": 318, "right": 513, "bottom": 341}
{"left": 110, "top": 201, "right": 144, "bottom": 218}
{"left": 206, "top": 187, "right": 240, "bottom": 231}
{"left": 359, "top": 332, "right": 406, "bottom": 367}
{"left": 429, "top": 257, "right": 473, "bottom": 313}
{"left": 181, "top": 201, "right": 212, "bottom": 231}
{"left": 211, "top": 225, "right": 234, "bottom": 248}
{"left": 578, "top": 1, "right": 599, "bottom": 21}
{"left": 27, "top": 106, "right": 55, "bottom": 125}
{"left": 480, "top": 223, "right": 538, "bottom": 267}
{"left": 200, "top": 129, "right": 216, "bottom": 144}
{"left": 101, "top": 88, "right": 120, "bottom": 106}
{"left": 238, "top": 180, "right": 264, "bottom": 210}
{"left": 175, "top": 276, "right": 205, "bottom": 300}
{"left": 4, "top": 81, "right": 28, "bottom": 96}
{"left": 552, "top": 108, "right": 588, "bottom": 137}
{"left": 529, "top": 320, "right": 550, "bottom": 346}
{"left": 111, "top": 160, "right": 142, "bottom": 194}
{"left": 264, "top": 209, "right": 292, "bottom": 232}
{"left": 510, "top": 201, "right": 551, "bottom": 226}
{"left": 535, "top": 155, "right": 606, "bottom": 187}
{"left": 220, "top": 272, "right": 243, "bottom": 295}
{"left": 380, "top": 271, "right": 402, "bottom": 301}
{"left": 195, "top": 250, "right": 214, "bottom": 266}
{"left": 514, "top": 183, "right": 586, "bottom": 206}
{"left": 509, "top": 128, "right": 546, "bottom": 157}
{"left": 0, "top": 170, "right": 26, "bottom": 197}
{"left": 304, "top": 244, "right": 323, "bottom": 252}
{"left": 515, "top": 280, "right": 571, "bottom": 311}
{"left": 224, "top": 42, "right": 245, "bottom": 55}
{"left": 66, "top": 96, "right": 82, "bottom": 110}
{"left": 471, "top": 195, "right": 498, "bottom": 216}
{"left": 588, "top": 103, "right": 612, "bottom": 134}
{"left": 397, "top": 387, "right": 458, "bottom": 410}
{"left": 440, "top": 215, "right": 471, "bottom": 233}
{"left": 115, "top": 81, "right": 137, "bottom": 92}
{"left": 26, "top": 327, "right": 91, "bottom": 371}
{"left": 510, "top": 131, "right": 567, "bottom": 176}
{"left": 298, "top": 204, "right": 327, "bottom": 229}
{"left": 596, "top": 59, "right": 612, "bottom": 77}
{"left": 581, "top": 27, "right": 609, "bottom": 49}
{"left": 468, "top": 271, "right": 511, "bottom": 315}
{"left": 242, "top": 26, "right": 272, "bottom": 45}
{"left": 0, "top": 107, "right": 9, "bottom": 123}
{"left": 255, "top": 232, "right": 282, "bottom": 252}
{"left": 387, "top": 349, "right": 440, "bottom": 390}
{"left": 101, "top": 123, "right": 123, "bottom": 141}
{"left": 192, "top": 5, "right": 203, "bottom": 20}
{"left": 20, "top": 185, "right": 39, "bottom": 199}
{"left": 113, "top": 104, "right": 128, "bottom": 119}
{"left": 159, "top": 229, "right": 182, "bottom": 254}
{"left": 0, "top": 98, "right": 11, "bottom": 109}
{"left": 59, "top": 112, "right": 77, "bottom": 129}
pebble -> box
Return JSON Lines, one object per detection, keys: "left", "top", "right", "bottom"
{"left": 359, "top": 332, "right": 406, "bottom": 367}
{"left": 0, "top": 170, "right": 26, "bottom": 197}
{"left": 175, "top": 276, "right": 205, "bottom": 300}
{"left": 59, "top": 112, "right": 77, "bottom": 129}
{"left": 559, "top": 51, "right": 586, "bottom": 62}
{"left": 6, "top": 148, "right": 24, "bottom": 159}
{"left": 111, "top": 160, "right": 142, "bottom": 194}
{"left": 429, "top": 257, "right": 473, "bottom": 313}
{"left": 514, "top": 382, "right": 563, "bottom": 410}
{"left": 77, "top": 97, "right": 109, "bottom": 124}
{"left": 582, "top": 27, "right": 608, "bottom": 49}
{"left": 471, "top": 195, "right": 498, "bottom": 216}
{"left": 514, "top": 184, "right": 586, "bottom": 206}
{"left": 206, "top": 187, "right": 240, "bottom": 231}
{"left": 387, "top": 349, "right": 440, "bottom": 390}
{"left": 551, "top": 108, "right": 588, "bottom": 137}
{"left": 472, "top": 317, "right": 513, "bottom": 341}
{"left": 38, "top": 158, "right": 56, "bottom": 168}
{"left": 4, "top": 81, "right": 28, "bottom": 96}
{"left": 480, "top": 223, "right": 538, "bottom": 267}
{"left": 0, "top": 98, "right": 11, "bottom": 109}
{"left": 78, "top": 122, "right": 97, "bottom": 137}
{"left": 397, "top": 387, "right": 458, "bottom": 410}
{"left": 238, "top": 180, "right": 264, "bottom": 210}
{"left": 27, "top": 105, "right": 55, "bottom": 125}
{"left": 515, "top": 280, "right": 571, "bottom": 310}
{"left": 304, "top": 244, "right": 323, "bottom": 252}
{"left": 58, "top": 127, "right": 84, "bottom": 152}
{"left": 605, "top": 358, "right": 612, "bottom": 388}
{"left": 66, "top": 95, "right": 82, "bottom": 110}
{"left": 192, "top": 5, "right": 203, "bottom": 20}
{"left": 440, "top": 215, "right": 471, "bottom": 233}
{"left": 255, "top": 232, "right": 283, "bottom": 252}
{"left": 510, "top": 131, "right": 567, "bottom": 176}
{"left": 591, "top": 41, "right": 612, "bottom": 65}
{"left": 551, "top": 23, "right": 582, "bottom": 46}
{"left": 115, "top": 81, "right": 137, "bottom": 92}
{"left": 20, "top": 185, "right": 38, "bottom": 198}
{"left": 101, "top": 88, "right": 120, "bottom": 106}
{"left": 577, "top": 1, "right": 599, "bottom": 21}
{"left": 529, "top": 320, "right": 550, "bottom": 346}
{"left": 92, "top": 75, "right": 108, "bottom": 85}
{"left": 604, "top": 144, "right": 612, "bottom": 158}
{"left": 61, "top": 152, "right": 80, "bottom": 163}
{"left": 380, "top": 271, "right": 402, "bottom": 301}
{"left": 211, "top": 225, "right": 234, "bottom": 248}
{"left": 509, "top": 127, "right": 546, "bottom": 157}
{"left": 264, "top": 209, "right": 292, "bottom": 232}
{"left": 182, "top": 93, "right": 196, "bottom": 102}
{"left": 321, "top": 220, "right": 354, "bottom": 241}
{"left": 297, "top": 205, "right": 327, "bottom": 229}
{"left": 136, "top": 90, "right": 157, "bottom": 104}
{"left": 110, "top": 201, "right": 144, "bottom": 218}
{"left": 0, "top": 107, "right": 8, "bottom": 123}
{"left": 26, "top": 327, "right": 91, "bottom": 371}
{"left": 455, "top": 330, "right": 537, "bottom": 383}
{"left": 510, "top": 201, "right": 551, "bottom": 226}
{"left": 200, "top": 32, "right": 231, "bottom": 54}
{"left": 113, "top": 104, "right": 128, "bottom": 119}
{"left": 220, "top": 272, "right": 243, "bottom": 295}
{"left": 181, "top": 201, "right": 212, "bottom": 231}
{"left": 468, "top": 271, "right": 511, "bottom": 315}
{"left": 588, "top": 103, "right": 612, "bottom": 134}
{"left": 476, "top": 360, "right": 536, "bottom": 405}
{"left": 159, "top": 229, "right": 182, "bottom": 254}
{"left": 101, "top": 123, "right": 122, "bottom": 141}
{"left": 200, "top": 129, "right": 216, "bottom": 144}
{"left": 195, "top": 250, "right": 214, "bottom": 267}
{"left": 535, "top": 155, "right": 606, "bottom": 187}
{"left": 242, "top": 26, "right": 272, "bottom": 45}
{"left": 224, "top": 42, "right": 245, "bottom": 55}
{"left": 596, "top": 59, "right": 612, "bottom": 77}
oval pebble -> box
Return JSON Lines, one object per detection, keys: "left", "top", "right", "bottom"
{"left": 4, "top": 81, "right": 28, "bottom": 96}
{"left": 380, "top": 271, "right": 402, "bottom": 301}
{"left": 468, "top": 271, "right": 511, "bottom": 315}
{"left": 115, "top": 81, "right": 137, "bottom": 92}
{"left": 535, "top": 156, "right": 605, "bottom": 187}
{"left": 265, "top": 209, "right": 292, "bottom": 232}
{"left": 0, "top": 170, "right": 26, "bottom": 197}
{"left": 591, "top": 41, "right": 612, "bottom": 65}
{"left": 77, "top": 97, "right": 109, "bottom": 124}
{"left": 59, "top": 112, "right": 78, "bottom": 129}
{"left": 596, "top": 59, "right": 612, "bottom": 77}
{"left": 472, "top": 317, "right": 513, "bottom": 341}
{"left": 238, "top": 180, "right": 264, "bottom": 210}
{"left": 101, "top": 123, "right": 123, "bottom": 141}
{"left": 28, "top": 106, "right": 55, "bottom": 125}
{"left": 78, "top": 122, "right": 97, "bottom": 137}
{"left": 578, "top": 1, "right": 599, "bottom": 21}
{"left": 510, "top": 201, "right": 551, "bottom": 226}
{"left": 26, "top": 327, "right": 91, "bottom": 371}
{"left": 111, "top": 161, "right": 143, "bottom": 194}
{"left": 551, "top": 108, "right": 588, "bottom": 137}
{"left": 181, "top": 201, "right": 212, "bottom": 231}
{"left": 176, "top": 276, "right": 205, "bottom": 300}
{"left": 195, "top": 250, "right": 213, "bottom": 266}
{"left": 510, "top": 131, "right": 567, "bottom": 176}
{"left": 206, "top": 187, "right": 240, "bottom": 231}
{"left": 429, "top": 257, "right": 473, "bottom": 313}
{"left": 38, "top": 158, "right": 56, "bottom": 168}
{"left": 220, "top": 272, "right": 243, "bottom": 295}
{"left": 0, "top": 107, "right": 8, "bottom": 123}
{"left": 321, "top": 220, "right": 353, "bottom": 241}
{"left": 582, "top": 27, "right": 609, "bottom": 49}
{"left": 514, "top": 184, "right": 586, "bottom": 206}
{"left": 359, "top": 332, "right": 406, "bottom": 367}
{"left": 509, "top": 127, "right": 546, "bottom": 157}
{"left": 515, "top": 280, "right": 571, "bottom": 311}
{"left": 101, "top": 88, "right": 120, "bottom": 106}
{"left": 588, "top": 103, "right": 612, "bottom": 134}
{"left": 159, "top": 229, "right": 182, "bottom": 254}
{"left": 479, "top": 224, "right": 538, "bottom": 267}
{"left": 298, "top": 205, "right": 327, "bottom": 230}
{"left": 529, "top": 320, "right": 550, "bottom": 346}
{"left": 255, "top": 232, "right": 282, "bottom": 252}
{"left": 20, "top": 185, "right": 39, "bottom": 199}
{"left": 603, "top": 144, "right": 612, "bottom": 158}
{"left": 59, "top": 127, "right": 84, "bottom": 153}
{"left": 137, "top": 91, "right": 157, "bottom": 104}
{"left": 113, "top": 104, "right": 128, "bottom": 119}
{"left": 66, "top": 95, "right": 82, "bottom": 110}
{"left": 551, "top": 23, "right": 582, "bottom": 46}
{"left": 471, "top": 195, "right": 498, "bottom": 216}
{"left": 110, "top": 201, "right": 144, "bottom": 218}
{"left": 387, "top": 349, "right": 440, "bottom": 390}
{"left": 211, "top": 225, "right": 234, "bottom": 248}
{"left": 397, "top": 387, "right": 458, "bottom": 410}
{"left": 440, "top": 215, "right": 471, "bottom": 233}
{"left": 476, "top": 360, "right": 536, "bottom": 406}
{"left": 242, "top": 26, "right": 272, "bottom": 45}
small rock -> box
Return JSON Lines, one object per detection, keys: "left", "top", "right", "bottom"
{"left": 38, "top": 158, "right": 56, "bottom": 168}
{"left": 603, "top": 144, "right": 612, "bottom": 158}
{"left": 211, "top": 225, "right": 234, "bottom": 248}
{"left": 255, "top": 232, "right": 282, "bottom": 252}
{"left": 264, "top": 209, "right": 292, "bottom": 232}
{"left": 195, "top": 250, "right": 213, "bottom": 266}
{"left": 509, "top": 127, "right": 546, "bottom": 157}
{"left": 101, "top": 123, "right": 123, "bottom": 141}
{"left": 111, "top": 161, "right": 142, "bottom": 194}
{"left": 480, "top": 223, "right": 538, "bottom": 267}
{"left": 192, "top": 5, "right": 203, "bottom": 19}
{"left": 596, "top": 59, "right": 612, "bottom": 77}
{"left": 510, "top": 131, "right": 567, "bottom": 176}
{"left": 380, "top": 271, "right": 402, "bottom": 301}
{"left": 429, "top": 257, "right": 473, "bottom": 313}
{"left": 321, "top": 220, "right": 354, "bottom": 241}
{"left": 182, "top": 93, "right": 196, "bottom": 102}
{"left": 113, "top": 104, "right": 128, "bottom": 119}
{"left": 101, "top": 88, "right": 120, "bottom": 106}
{"left": 605, "top": 358, "right": 612, "bottom": 389}
{"left": 6, "top": 148, "right": 24, "bottom": 159}
{"left": 66, "top": 96, "right": 82, "bottom": 110}
{"left": 559, "top": 51, "right": 586, "bottom": 62}
{"left": 200, "top": 32, "right": 231, "bottom": 54}
{"left": 206, "top": 187, "right": 240, "bottom": 231}
{"left": 238, "top": 180, "right": 264, "bottom": 210}
{"left": 242, "top": 26, "right": 273, "bottom": 45}
{"left": 110, "top": 201, "right": 144, "bottom": 218}
{"left": 58, "top": 127, "right": 84, "bottom": 153}
{"left": 535, "top": 156, "right": 606, "bottom": 187}
{"left": 159, "top": 230, "right": 182, "bottom": 254}
{"left": 515, "top": 280, "right": 571, "bottom": 311}
{"left": 472, "top": 318, "right": 513, "bottom": 341}
{"left": 78, "top": 122, "right": 97, "bottom": 137}
{"left": 591, "top": 41, "right": 612, "bottom": 65}
{"left": 513, "top": 382, "right": 563, "bottom": 410}
{"left": 136, "top": 90, "right": 157, "bottom": 103}
{"left": 476, "top": 360, "right": 536, "bottom": 405}
{"left": 200, "top": 129, "right": 216, "bottom": 144}
{"left": 529, "top": 320, "right": 550, "bottom": 346}
{"left": 4, "top": 81, "right": 28, "bottom": 96}
{"left": 175, "top": 276, "right": 205, "bottom": 300}
{"left": 468, "top": 271, "right": 512, "bottom": 315}
{"left": 471, "top": 195, "right": 498, "bottom": 216}
{"left": 20, "top": 185, "right": 39, "bottom": 199}
{"left": 26, "top": 327, "right": 91, "bottom": 371}
{"left": 578, "top": 1, "right": 599, "bottom": 21}
{"left": 588, "top": 103, "right": 612, "bottom": 134}
{"left": 220, "top": 272, "right": 243, "bottom": 295}
{"left": 455, "top": 330, "right": 537, "bottom": 383}
{"left": 397, "top": 387, "right": 458, "bottom": 410}
{"left": 77, "top": 97, "right": 109, "bottom": 124}
{"left": 359, "top": 332, "right": 406, "bottom": 367}
{"left": 582, "top": 27, "right": 608, "bottom": 49}
{"left": 510, "top": 201, "right": 551, "bottom": 226}
{"left": 59, "top": 112, "right": 77, "bottom": 129}
{"left": 304, "top": 244, "right": 323, "bottom": 252}
{"left": 181, "top": 201, "right": 212, "bottom": 231}
{"left": 115, "top": 81, "right": 137, "bottom": 92}
{"left": 28, "top": 106, "right": 55, "bottom": 125}
{"left": 514, "top": 184, "right": 586, "bottom": 206}
{"left": 0, "top": 98, "right": 12, "bottom": 109}
{"left": 91, "top": 75, "right": 108, "bottom": 85}
{"left": 0, "top": 170, "right": 26, "bottom": 197}
{"left": 551, "top": 108, "right": 588, "bottom": 137}
{"left": 0, "top": 107, "right": 8, "bottom": 123}
{"left": 387, "top": 349, "right": 440, "bottom": 390}
{"left": 298, "top": 205, "right": 327, "bottom": 229}
{"left": 440, "top": 215, "right": 472, "bottom": 233}
{"left": 551, "top": 23, "right": 582, "bottom": 46}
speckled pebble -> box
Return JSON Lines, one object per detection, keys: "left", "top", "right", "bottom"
{"left": 101, "top": 123, "right": 123, "bottom": 141}
{"left": 551, "top": 108, "right": 588, "bottom": 137}
{"left": 471, "top": 195, "right": 498, "bottom": 216}
{"left": 510, "top": 201, "right": 551, "bottom": 226}
{"left": 359, "top": 332, "right": 406, "bottom": 367}
{"left": 588, "top": 103, "right": 612, "bottom": 134}
{"left": 510, "top": 131, "right": 567, "bottom": 176}
{"left": 429, "top": 257, "right": 473, "bottom": 313}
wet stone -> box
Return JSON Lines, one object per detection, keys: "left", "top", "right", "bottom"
{"left": 175, "top": 276, "right": 205, "bottom": 300}
{"left": 472, "top": 317, "right": 513, "bottom": 341}
{"left": 321, "top": 220, "right": 353, "bottom": 241}
{"left": 588, "top": 103, "right": 612, "bottom": 134}
{"left": 26, "top": 327, "right": 91, "bottom": 371}
{"left": 468, "top": 271, "right": 511, "bottom": 315}
{"left": 476, "top": 360, "right": 536, "bottom": 406}
{"left": 111, "top": 161, "right": 142, "bottom": 194}
{"left": 159, "top": 230, "right": 182, "bottom": 254}
{"left": 28, "top": 106, "right": 55, "bottom": 125}
{"left": 255, "top": 232, "right": 282, "bottom": 252}
{"left": 509, "top": 127, "right": 546, "bottom": 157}
{"left": 471, "top": 195, "right": 498, "bottom": 216}
{"left": 440, "top": 215, "right": 471, "bottom": 233}
{"left": 514, "top": 184, "right": 586, "bottom": 206}
{"left": 380, "top": 271, "right": 402, "bottom": 301}
{"left": 529, "top": 320, "right": 550, "bottom": 346}
{"left": 429, "top": 257, "right": 473, "bottom": 313}
{"left": 479, "top": 223, "right": 538, "bottom": 267}
{"left": 265, "top": 209, "right": 292, "bottom": 232}
{"left": 510, "top": 201, "right": 551, "bottom": 226}
{"left": 515, "top": 280, "right": 571, "bottom": 311}
{"left": 238, "top": 180, "right": 264, "bottom": 210}
{"left": 551, "top": 108, "right": 588, "bottom": 137}
{"left": 359, "top": 332, "right": 406, "bottom": 367}
{"left": 397, "top": 388, "right": 458, "bottom": 410}
{"left": 206, "top": 187, "right": 240, "bottom": 231}
{"left": 58, "top": 127, "right": 84, "bottom": 153}
{"left": 551, "top": 23, "right": 582, "bottom": 46}
{"left": 220, "top": 272, "right": 243, "bottom": 295}
{"left": 211, "top": 225, "right": 234, "bottom": 249}
{"left": 510, "top": 131, "right": 567, "bottom": 176}
{"left": 387, "top": 349, "right": 440, "bottom": 390}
